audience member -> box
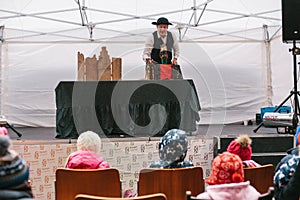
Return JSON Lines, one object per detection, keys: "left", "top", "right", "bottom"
{"left": 275, "top": 147, "right": 298, "bottom": 173}
{"left": 273, "top": 145, "right": 300, "bottom": 200}
{"left": 227, "top": 134, "right": 260, "bottom": 167}
{"left": 274, "top": 134, "right": 300, "bottom": 200}
{"left": 124, "top": 129, "right": 193, "bottom": 198}
{"left": 0, "top": 129, "right": 34, "bottom": 199}
{"left": 196, "top": 152, "right": 261, "bottom": 200}
{"left": 65, "top": 130, "right": 110, "bottom": 169}
{"left": 149, "top": 129, "right": 193, "bottom": 168}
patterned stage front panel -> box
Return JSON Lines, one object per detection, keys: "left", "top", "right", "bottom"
{"left": 12, "top": 137, "right": 214, "bottom": 200}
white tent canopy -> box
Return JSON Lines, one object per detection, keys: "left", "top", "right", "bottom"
{"left": 1, "top": 0, "right": 282, "bottom": 42}
{"left": 0, "top": 0, "right": 296, "bottom": 128}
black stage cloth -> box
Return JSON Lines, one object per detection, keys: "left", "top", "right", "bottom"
{"left": 55, "top": 80, "right": 200, "bottom": 139}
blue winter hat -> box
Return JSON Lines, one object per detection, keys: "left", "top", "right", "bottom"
{"left": 274, "top": 154, "right": 300, "bottom": 188}
{"left": 158, "top": 129, "right": 188, "bottom": 164}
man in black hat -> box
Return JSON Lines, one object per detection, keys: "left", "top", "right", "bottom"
{"left": 143, "top": 17, "right": 179, "bottom": 65}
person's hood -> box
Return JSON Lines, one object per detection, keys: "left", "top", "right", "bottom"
{"left": 198, "top": 181, "right": 260, "bottom": 200}
{"left": 66, "top": 150, "right": 110, "bottom": 169}
{"left": 158, "top": 129, "right": 188, "bottom": 165}
{"left": 286, "top": 147, "right": 299, "bottom": 155}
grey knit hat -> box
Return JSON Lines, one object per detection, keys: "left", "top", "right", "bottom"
{"left": 0, "top": 136, "right": 10, "bottom": 157}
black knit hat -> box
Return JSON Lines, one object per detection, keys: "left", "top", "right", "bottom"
{"left": 152, "top": 17, "right": 173, "bottom": 25}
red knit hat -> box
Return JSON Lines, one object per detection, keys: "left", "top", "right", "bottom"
{"left": 206, "top": 152, "right": 244, "bottom": 185}
{"left": 227, "top": 135, "right": 252, "bottom": 161}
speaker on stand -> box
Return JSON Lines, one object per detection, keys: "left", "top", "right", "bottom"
{"left": 282, "top": 0, "right": 300, "bottom": 42}
{"left": 253, "top": 0, "right": 300, "bottom": 133}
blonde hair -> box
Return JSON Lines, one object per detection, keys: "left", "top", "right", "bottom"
{"left": 77, "top": 131, "right": 102, "bottom": 153}
{"left": 235, "top": 134, "right": 252, "bottom": 148}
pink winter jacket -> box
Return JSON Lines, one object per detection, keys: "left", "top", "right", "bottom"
{"left": 65, "top": 150, "right": 110, "bottom": 169}
{"left": 196, "top": 181, "right": 260, "bottom": 200}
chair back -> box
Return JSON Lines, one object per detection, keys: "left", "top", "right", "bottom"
{"left": 75, "top": 193, "right": 167, "bottom": 200}
{"left": 55, "top": 168, "right": 121, "bottom": 200}
{"left": 138, "top": 166, "right": 204, "bottom": 200}
{"left": 244, "top": 164, "right": 274, "bottom": 193}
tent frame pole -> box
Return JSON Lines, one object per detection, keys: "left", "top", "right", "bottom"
{"left": 0, "top": 27, "right": 22, "bottom": 138}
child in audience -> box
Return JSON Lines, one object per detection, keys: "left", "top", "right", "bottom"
{"left": 0, "top": 129, "right": 34, "bottom": 199}
{"left": 65, "top": 130, "right": 110, "bottom": 169}
{"left": 149, "top": 129, "right": 193, "bottom": 168}
{"left": 227, "top": 134, "right": 260, "bottom": 167}
{"left": 274, "top": 155, "right": 300, "bottom": 200}
{"left": 196, "top": 152, "right": 261, "bottom": 200}
{"left": 124, "top": 129, "right": 193, "bottom": 197}
{"left": 273, "top": 145, "right": 300, "bottom": 200}
{"left": 275, "top": 135, "right": 299, "bottom": 173}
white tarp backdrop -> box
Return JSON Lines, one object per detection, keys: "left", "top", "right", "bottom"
{"left": 0, "top": 0, "right": 297, "bottom": 128}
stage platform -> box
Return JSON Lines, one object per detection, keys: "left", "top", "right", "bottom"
{"left": 7, "top": 123, "right": 280, "bottom": 140}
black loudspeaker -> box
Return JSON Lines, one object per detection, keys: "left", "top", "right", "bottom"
{"left": 282, "top": 0, "right": 300, "bottom": 42}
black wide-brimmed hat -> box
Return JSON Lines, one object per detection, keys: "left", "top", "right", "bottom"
{"left": 152, "top": 17, "right": 173, "bottom": 25}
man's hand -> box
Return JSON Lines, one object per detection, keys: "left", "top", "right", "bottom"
{"left": 146, "top": 58, "right": 153, "bottom": 64}
{"left": 172, "top": 58, "right": 178, "bottom": 65}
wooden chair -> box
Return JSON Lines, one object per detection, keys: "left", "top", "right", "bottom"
{"left": 244, "top": 164, "right": 275, "bottom": 194}
{"left": 138, "top": 166, "right": 204, "bottom": 200}
{"left": 258, "top": 187, "right": 274, "bottom": 200}
{"left": 55, "top": 168, "right": 121, "bottom": 200}
{"left": 75, "top": 193, "right": 167, "bottom": 200}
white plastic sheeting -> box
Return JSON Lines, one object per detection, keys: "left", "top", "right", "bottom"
{"left": 0, "top": 0, "right": 297, "bottom": 127}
